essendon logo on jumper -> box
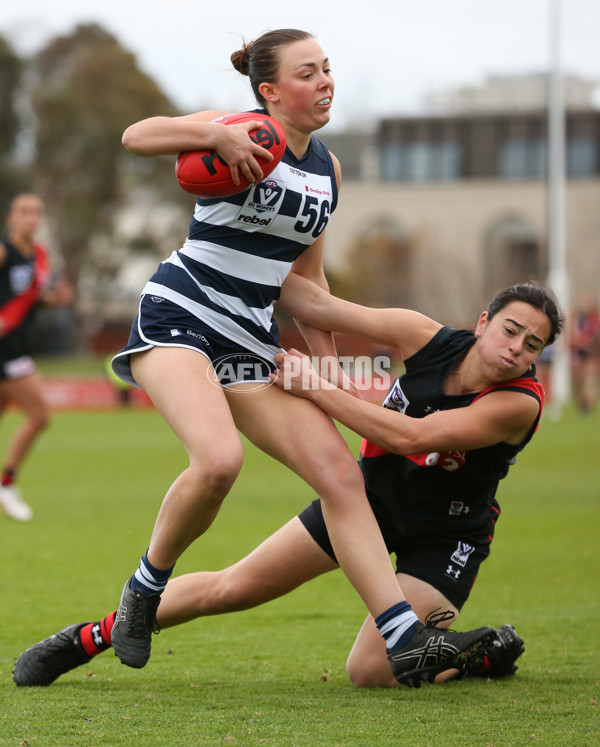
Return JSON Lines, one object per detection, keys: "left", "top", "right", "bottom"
{"left": 407, "top": 450, "right": 467, "bottom": 472}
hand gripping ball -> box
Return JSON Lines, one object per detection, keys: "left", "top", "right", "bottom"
{"left": 175, "top": 112, "right": 287, "bottom": 198}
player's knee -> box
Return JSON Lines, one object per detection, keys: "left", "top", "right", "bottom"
{"left": 322, "top": 450, "right": 363, "bottom": 493}
{"left": 33, "top": 408, "right": 51, "bottom": 432}
{"left": 346, "top": 651, "right": 395, "bottom": 688}
{"left": 189, "top": 447, "right": 243, "bottom": 497}
{"left": 211, "top": 569, "right": 259, "bottom": 612}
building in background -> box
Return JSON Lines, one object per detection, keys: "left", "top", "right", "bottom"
{"left": 319, "top": 73, "right": 600, "bottom": 326}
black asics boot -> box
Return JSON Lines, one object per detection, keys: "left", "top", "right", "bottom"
{"left": 387, "top": 621, "right": 496, "bottom": 688}
{"left": 13, "top": 623, "right": 92, "bottom": 686}
{"left": 111, "top": 576, "right": 161, "bottom": 668}
{"left": 484, "top": 624, "right": 525, "bottom": 677}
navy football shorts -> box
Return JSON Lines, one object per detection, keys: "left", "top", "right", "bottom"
{"left": 112, "top": 295, "right": 280, "bottom": 388}
{"left": 298, "top": 497, "right": 493, "bottom": 610}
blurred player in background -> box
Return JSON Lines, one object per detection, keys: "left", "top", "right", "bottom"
{"left": 0, "top": 193, "right": 73, "bottom": 521}
{"left": 571, "top": 291, "right": 600, "bottom": 413}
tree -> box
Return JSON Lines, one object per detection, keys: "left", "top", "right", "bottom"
{"left": 0, "top": 35, "right": 27, "bottom": 215}
{"left": 337, "top": 215, "right": 415, "bottom": 309}
{"left": 31, "top": 23, "right": 181, "bottom": 282}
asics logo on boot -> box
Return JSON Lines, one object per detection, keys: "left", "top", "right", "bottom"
{"left": 389, "top": 634, "right": 459, "bottom": 667}
{"left": 115, "top": 606, "right": 128, "bottom": 623}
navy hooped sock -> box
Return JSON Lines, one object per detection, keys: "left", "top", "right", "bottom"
{"left": 130, "top": 551, "right": 174, "bottom": 597}
{"left": 375, "top": 601, "right": 420, "bottom": 651}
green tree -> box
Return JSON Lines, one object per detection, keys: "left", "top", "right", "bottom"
{"left": 0, "top": 35, "right": 26, "bottom": 215}
{"left": 31, "top": 23, "right": 181, "bottom": 280}
{"left": 337, "top": 215, "right": 415, "bottom": 309}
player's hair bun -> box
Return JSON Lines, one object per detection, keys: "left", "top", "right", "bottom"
{"left": 231, "top": 40, "right": 253, "bottom": 76}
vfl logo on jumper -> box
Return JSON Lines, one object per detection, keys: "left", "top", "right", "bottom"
{"left": 451, "top": 541, "right": 475, "bottom": 568}
{"left": 10, "top": 265, "right": 34, "bottom": 294}
{"left": 249, "top": 180, "right": 284, "bottom": 213}
{"left": 236, "top": 179, "right": 285, "bottom": 227}
{"left": 383, "top": 380, "right": 409, "bottom": 413}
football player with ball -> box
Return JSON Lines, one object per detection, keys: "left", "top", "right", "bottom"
{"left": 15, "top": 29, "right": 502, "bottom": 688}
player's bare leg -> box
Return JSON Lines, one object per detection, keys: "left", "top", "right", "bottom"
{"left": 227, "top": 383, "right": 495, "bottom": 686}
{"left": 111, "top": 347, "right": 245, "bottom": 668}
{"left": 345, "top": 574, "right": 524, "bottom": 686}
{"left": 226, "top": 382, "right": 404, "bottom": 618}
{"left": 13, "top": 518, "right": 337, "bottom": 686}
{"left": 346, "top": 575, "right": 460, "bottom": 687}
{"left": 0, "top": 373, "right": 50, "bottom": 521}
{"left": 156, "top": 517, "right": 338, "bottom": 625}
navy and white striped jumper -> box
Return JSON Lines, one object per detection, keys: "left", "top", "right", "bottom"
{"left": 113, "top": 113, "right": 338, "bottom": 387}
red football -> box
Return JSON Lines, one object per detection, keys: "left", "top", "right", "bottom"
{"left": 175, "top": 112, "right": 287, "bottom": 198}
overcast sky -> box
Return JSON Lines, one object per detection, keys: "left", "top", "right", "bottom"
{"left": 1, "top": 0, "right": 599, "bottom": 130}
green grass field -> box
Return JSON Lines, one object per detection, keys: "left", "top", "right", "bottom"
{"left": 1, "top": 402, "right": 599, "bottom": 746}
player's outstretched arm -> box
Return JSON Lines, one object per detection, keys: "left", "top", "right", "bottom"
{"left": 272, "top": 349, "right": 541, "bottom": 455}
{"left": 279, "top": 271, "right": 440, "bottom": 360}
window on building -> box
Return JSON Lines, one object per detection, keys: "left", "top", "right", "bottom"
{"left": 567, "top": 137, "right": 597, "bottom": 177}
{"left": 381, "top": 141, "right": 462, "bottom": 181}
{"left": 499, "top": 139, "right": 546, "bottom": 178}
{"left": 484, "top": 216, "right": 542, "bottom": 298}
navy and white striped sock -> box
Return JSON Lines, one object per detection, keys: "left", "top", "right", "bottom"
{"left": 375, "top": 601, "right": 420, "bottom": 651}
{"left": 130, "top": 552, "right": 174, "bottom": 597}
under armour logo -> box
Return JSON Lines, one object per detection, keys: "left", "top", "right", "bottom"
{"left": 446, "top": 565, "right": 461, "bottom": 579}
{"left": 92, "top": 623, "right": 103, "bottom": 647}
